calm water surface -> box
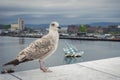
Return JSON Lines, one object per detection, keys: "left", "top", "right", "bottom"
{"left": 0, "top": 36, "right": 120, "bottom": 72}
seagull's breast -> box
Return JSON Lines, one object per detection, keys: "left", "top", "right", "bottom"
{"left": 39, "top": 33, "right": 59, "bottom": 60}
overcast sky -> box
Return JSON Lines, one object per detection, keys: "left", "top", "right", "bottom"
{"left": 0, "top": 0, "right": 120, "bottom": 24}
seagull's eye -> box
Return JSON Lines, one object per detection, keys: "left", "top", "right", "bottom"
{"left": 51, "top": 23, "right": 55, "bottom": 26}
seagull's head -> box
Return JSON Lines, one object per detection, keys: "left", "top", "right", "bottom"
{"left": 49, "top": 21, "right": 60, "bottom": 31}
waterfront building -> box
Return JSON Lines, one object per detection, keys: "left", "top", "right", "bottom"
{"left": 11, "top": 18, "right": 24, "bottom": 31}
{"left": 117, "top": 25, "right": 120, "bottom": 28}
{"left": 18, "top": 18, "right": 24, "bottom": 30}
{"left": 11, "top": 24, "right": 19, "bottom": 31}
{"left": 59, "top": 27, "right": 67, "bottom": 33}
{"left": 87, "top": 27, "right": 97, "bottom": 33}
{"left": 107, "top": 25, "right": 120, "bottom": 34}
{"left": 67, "top": 25, "right": 79, "bottom": 33}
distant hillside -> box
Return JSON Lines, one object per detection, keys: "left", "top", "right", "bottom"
{"left": 0, "top": 24, "right": 11, "bottom": 29}
{"left": 25, "top": 24, "right": 49, "bottom": 29}
{"left": 89, "top": 22, "right": 120, "bottom": 27}
{"left": 25, "top": 24, "right": 68, "bottom": 29}
{"left": 24, "top": 22, "right": 120, "bottom": 29}
{"left": 1, "top": 22, "right": 119, "bottom": 30}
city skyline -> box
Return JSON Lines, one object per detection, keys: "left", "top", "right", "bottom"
{"left": 0, "top": 0, "right": 120, "bottom": 25}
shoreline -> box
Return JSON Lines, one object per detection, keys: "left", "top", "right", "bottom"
{"left": 60, "top": 37, "right": 120, "bottom": 42}
{"left": 1, "top": 35, "right": 120, "bottom": 42}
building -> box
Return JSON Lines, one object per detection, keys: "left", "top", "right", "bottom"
{"left": 11, "top": 18, "right": 24, "bottom": 31}
{"left": 59, "top": 27, "right": 68, "bottom": 33}
{"left": 108, "top": 25, "right": 120, "bottom": 34}
{"left": 67, "top": 25, "right": 79, "bottom": 33}
{"left": 87, "top": 27, "right": 97, "bottom": 33}
{"left": 11, "top": 24, "right": 19, "bottom": 31}
{"left": 117, "top": 25, "right": 120, "bottom": 28}
{"left": 18, "top": 18, "right": 24, "bottom": 30}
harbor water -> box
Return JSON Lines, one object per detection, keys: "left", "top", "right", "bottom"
{"left": 0, "top": 36, "right": 120, "bottom": 72}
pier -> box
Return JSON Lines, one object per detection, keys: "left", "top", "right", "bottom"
{"left": 0, "top": 57, "right": 120, "bottom": 80}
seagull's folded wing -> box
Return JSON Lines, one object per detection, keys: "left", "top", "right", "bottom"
{"left": 17, "top": 36, "right": 54, "bottom": 62}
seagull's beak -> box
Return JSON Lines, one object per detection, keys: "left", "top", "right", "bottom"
{"left": 58, "top": 26, "right": 61, "bottom": 29}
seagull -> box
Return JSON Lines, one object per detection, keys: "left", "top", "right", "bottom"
{"left": 3, "top": 21, "right": 60, "bottom": 72}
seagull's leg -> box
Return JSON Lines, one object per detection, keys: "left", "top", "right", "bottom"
{"left": 39, "top": 60, "right": 52, "bottom": 72}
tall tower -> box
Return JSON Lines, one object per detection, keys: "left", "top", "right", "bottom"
{"left": 18, "top": 18, "right": 24, "bottom": 30}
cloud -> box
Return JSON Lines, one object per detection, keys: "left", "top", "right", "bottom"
{"left": 0, "top": 0, "right": 120, "bottom": 24}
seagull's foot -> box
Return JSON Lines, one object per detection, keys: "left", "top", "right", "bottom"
{"left": 40, "top": 67, "right": 52, "bottom": 72}
{"left": 39, "top": 60, "right": 52, "bottom": 72}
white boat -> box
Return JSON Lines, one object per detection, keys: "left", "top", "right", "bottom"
{"left": 63, "top": 41, "right": 84, "bottom": 57}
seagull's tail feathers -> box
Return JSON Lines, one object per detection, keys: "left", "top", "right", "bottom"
{"left": 3, "top": 59, "right": 19, "bottom": 66}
